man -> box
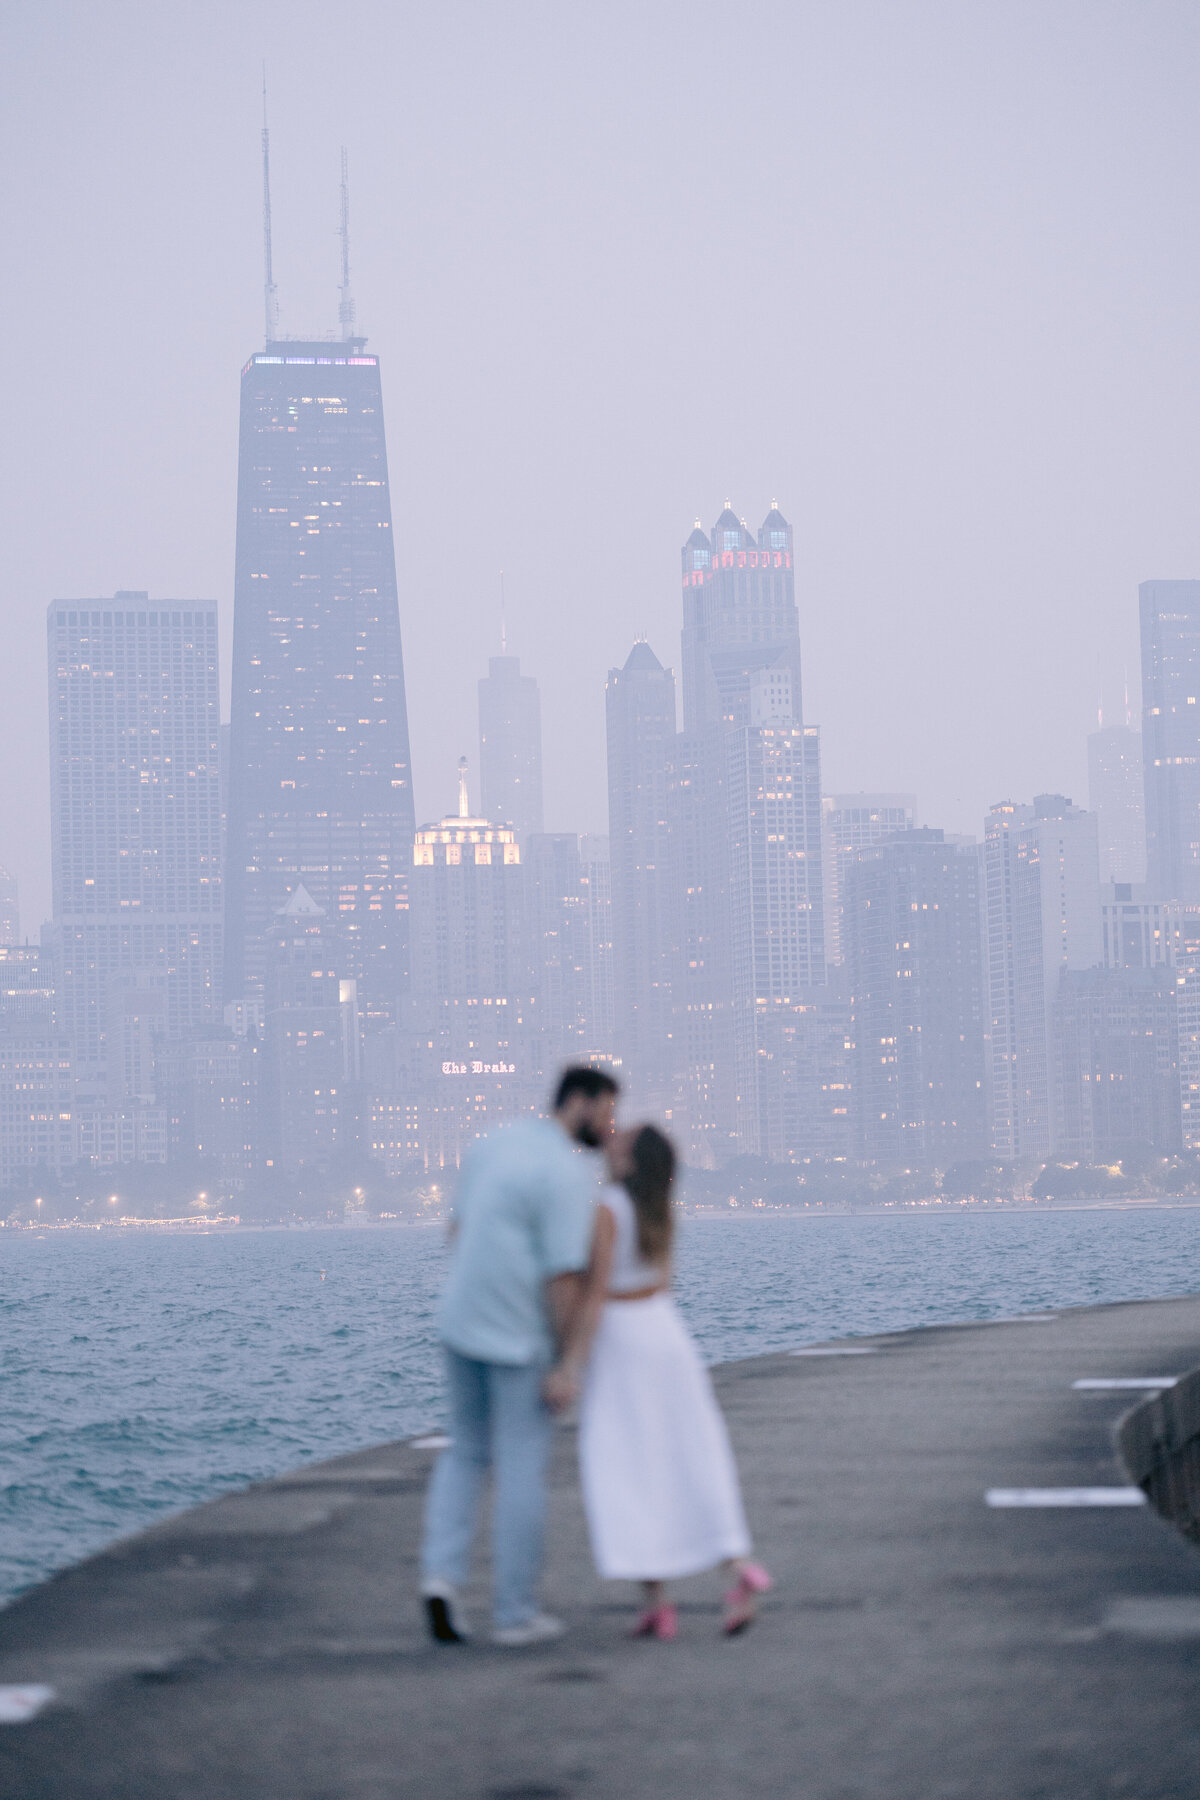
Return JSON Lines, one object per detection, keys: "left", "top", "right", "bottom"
{"left": 420, "top": 1064, "right": 619, "bottom": 1647}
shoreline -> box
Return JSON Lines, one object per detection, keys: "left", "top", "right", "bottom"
{"left": 4, "top": 1196, "right": 1200, "bottom": 1235}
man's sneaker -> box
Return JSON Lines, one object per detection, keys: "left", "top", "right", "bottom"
{"left": 421, "top": 1577, "right": 470, "bottom": 1644}
{"left": 491, "top": 1612, "right": 566, "bottom": 1648}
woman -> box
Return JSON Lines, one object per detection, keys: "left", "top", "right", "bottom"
{"left": 566, "top": 1124, "right": 772, "bottom": 1640}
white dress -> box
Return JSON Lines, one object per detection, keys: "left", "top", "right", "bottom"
{"left": 578, "top": 1184, "right": 752, "bottom": 1581}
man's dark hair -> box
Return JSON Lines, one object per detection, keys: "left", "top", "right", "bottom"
{"left": 553, "top": 1065, "right": 620, "bottom": 1110}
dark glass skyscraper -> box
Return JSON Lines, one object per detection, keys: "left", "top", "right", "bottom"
{"left": 1140, "top": 579, "right": 1200, "bottom": 902}
{"left": 225, "top": 343, "right": 416, "bottom": 1019}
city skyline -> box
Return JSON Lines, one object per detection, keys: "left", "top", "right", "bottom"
{"left": 6, "top": 3, "right": 1200, "bottom": 929}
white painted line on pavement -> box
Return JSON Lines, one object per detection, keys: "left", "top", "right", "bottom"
{"left": 790, "top": 1347, "right": 878, "bottom": 1357}
{"left": 412, "top": 1435, "right": 452, "bottom": 1450}
{"left": 1072, "top": 1378, "right": 1178, "bottom": 1390}
{"left": 986, "top": 1487, "right": 1147, "bottom": 1507}
{"left": 0, "top": 1686, "right": 55, "bottom": 1724}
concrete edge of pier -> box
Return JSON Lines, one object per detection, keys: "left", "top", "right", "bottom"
{"left": 3, "top": 1294, "right": 1200, "bottom": 1797}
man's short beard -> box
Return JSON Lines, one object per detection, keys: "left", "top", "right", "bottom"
{"left": 572, "top": 1121, "right": 601, "bottom": 1149}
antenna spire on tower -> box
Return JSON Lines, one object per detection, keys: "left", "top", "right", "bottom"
{"left": 338, "top": 146, "right": 357, "bottom": 341}
{"left": 500, "top": 571, "right": 507, "bottom": 656}
{"left": 261, "top": 71, "right": 280, "bottom": 347}
{"left": 458, "top": 756, "right": 470, "bottom": 820}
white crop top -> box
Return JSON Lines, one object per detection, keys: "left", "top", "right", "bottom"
{"left": 601, "top": 1182, "right": 668, "bottom": 1293}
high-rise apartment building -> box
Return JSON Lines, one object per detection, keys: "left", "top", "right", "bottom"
{"left": 983, "top": 795, "right": 1102, "bottom": 1161}
{"left": 1055, "top": 966, "right": 1181, "bottom": 1160}
{"left": 843, "top": 828, "right": 986, "bottom": 1167}
{"left": 47, "top": 597, "right": 222, "bottom": 1094}
{"left": 393, "top": 767, "right": 538, "bottom": 1166}
{"left": 606, "top": 643, "right": 677, "bottom": 1108}
{"left": 1088, "top": 718, "right": 1145, "bottom": 885}
{"left": 675, "top": 506, "right": 825, "bottom": 1159}
{"left": 821, "top": 794, "right": 917, "bottom": 968}
{"left": 524, "top": 832, "right": 614, "bottom": 1071}
{"left": 479, "top": 656, "right": 544, "bottom": 839}
{"left": 725, "top": 669, "right": 825, "bottom": 1154}
{"left": 225, "top": 342, "right": 416, "bottom": 1019}
{"left": 1140, "top": 579, "right": 1200, "bottom": 901}
{"left": 0, "top": 868, "right": 20, "bottom": 946}
{"left": 261, "top": 885, "right": 361, "bottom": 1175}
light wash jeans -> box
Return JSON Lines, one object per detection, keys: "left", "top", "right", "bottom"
{"left": 421, "top": 1347, "right": 554, "bottom": 1629}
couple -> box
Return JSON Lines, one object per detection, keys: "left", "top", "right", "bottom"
{"left": 419, "top": 1065, "right": 771, "bottom": 1647}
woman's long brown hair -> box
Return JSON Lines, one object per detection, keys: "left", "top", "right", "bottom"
{"left": 624, "top": 1124, "right": 676, "bottom": 1263}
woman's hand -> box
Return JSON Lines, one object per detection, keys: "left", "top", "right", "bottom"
{"left": 542, "top": 1361, "right": 579, "bottom": 1413}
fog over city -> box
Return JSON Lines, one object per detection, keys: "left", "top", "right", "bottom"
{"left": 5, "top": 2, "right": 1200, "bottom": 932}
{"left": 1, "top": 1, "right": 1200, "bottom": 1215}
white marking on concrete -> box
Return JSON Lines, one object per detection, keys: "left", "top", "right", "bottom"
{"left": 0, "top": 1686, "right": 55, "bottom": 1724}
{"left": 791, "top": 1346, "right": 878, "bottom": 1357}
{"left": 1072, "top": 1378, "right": 1178, "bottom": 1390}
{"left": 986, "top": 1487, "right": 1147, "bottom": 1507}
{"left": 989, "top": 1313, "right": 1059, "bottom": 1323}
{"left": 412, "top": 1435, "right": 452, "bottom": 1449}
{"left": 1103, "top": 1596, "right": 1200, "bottom": 1639}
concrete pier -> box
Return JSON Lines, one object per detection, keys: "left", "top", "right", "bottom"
{"left": 2, "top": 1294, "right": 1200, "bottom": 1798}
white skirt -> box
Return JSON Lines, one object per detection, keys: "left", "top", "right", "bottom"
{"left": 578, "top": 1292, "right": 752, "bottom": 1581}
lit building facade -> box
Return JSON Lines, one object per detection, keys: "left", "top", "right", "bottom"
{"left": 524, "top": 831, "right": 614, "bottom": 1072}
{"left": 606, "top": 642, "right": 677, "bottom": 1110}
{"left": 843, "top": 828, "right": 986, "bottom": 1167}
{"left": 984, "top": 796, "right": 1102, "bottom": 1161}
{"left": 397, "top": 774, "right": 540, "bottom": 1166}
{"left": 674, "top": 506, "right": 825, "bottom": 1160}
{"left": 821, "top": 793, "right": 917, "bottom": 968}
{"left": 225, "top": 343, "right": 415, "bottom": 1021}
{"left": 1140, "top": 579, "right": 1200, "bottom": 902}
{"left": 1055, "top": 966, "right": 1181, "bottom": 1160}
{"left": 479, "top": 655, "right": 544, "bottom": 839}
{"left": 262, "top": 885, "right": 362, "bottom": 1175}
{"left": 46, "top": 597, "right": 222, "bottom": 1096}
{"left": 1088, "top": 721, "right": 1145, "bottom": 886}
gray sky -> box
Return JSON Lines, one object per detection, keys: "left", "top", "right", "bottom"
{"left": 3, "top": 0, "right": 1199, "bottom": 927}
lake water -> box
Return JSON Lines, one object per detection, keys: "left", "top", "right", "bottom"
{"left": 2, "top": 1206, "right": 1199, "bottom": 1603}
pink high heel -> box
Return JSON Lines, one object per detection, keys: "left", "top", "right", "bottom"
{"left": 630, "top": 1603, "right": 677, "bottom": 1642}
{"left": 723, "top": 1561, "right": 773, "bottom": 1635}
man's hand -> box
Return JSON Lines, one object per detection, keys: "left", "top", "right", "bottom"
{"left": 542, "top": 1361, "right": 579, "bottom": 1413}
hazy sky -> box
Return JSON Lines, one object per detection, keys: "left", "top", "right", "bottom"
{"left": 3, "top": 1, "right": 1199, "bottom": 927}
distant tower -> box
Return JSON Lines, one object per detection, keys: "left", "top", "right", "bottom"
{"left": 843, "top": 829, "right": 986, "bottom": 1166}
{"left": 403, "top": 768, "right": 537, "bottom": 1165}
{"left": 1088, "top": 683, "right": 1145, "bottom": 885}
{"left": 1140, "top": 580, "right": 1200, "bottom": 900}
{"left": 983, "top": 795, "right": 1102, "bottom": 1161}
{"left": 676, "top": 505, "right": 825, "bottom": 1157}
{"left": 0, "top": 867, "right": 19, "bottom": 946}
{"left": 821, "top": 793, "right": 918, "bottom": 968}
{"left": 606, "top": 642, "right": 677, "bottom": 1109}
{"left": 225, "top": 288, "right": 415, "bottom": 1014}
{"left": 47, "top": 597, "right": 222, "bottom": 1092}
{"left": 478, "top": 656, "right": 544, "bottom": 838}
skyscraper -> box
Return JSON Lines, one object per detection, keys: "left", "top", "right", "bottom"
{"left": 0, "top": 868, "right": 19, "bottom": 946}
{"left": 843, "top": 828, "right": 986, "bottom": 1167}
{"left": 821, "top": 793, "right": 918, "bottom": 968}
{"left": 1088, "top": 713, "right": 1145, "bottom": 885}
{"left": 1054, "top": 966, "right": 1180, "bottom": 1160}
{"left": 983, "top": 795, "right": 1102, "bottom": 1161}
{"left": 606, "top": 642, "right": 677, "bottom": 1107}
{"left": 479, "top": 655, "right": 544, "bottom": 839}
{"left": 675, "top": 506, "right": 825, "bottom": 1158}
{"left": 396, "top": 763, "right": 538, "bottom": 1166}
{"left": 1140, "top": 579, "right": 1200, "bottom": 901}
{"left": 47, "top": 597, "right": 222, "bottom": 1094}
{"left": 225, "top": 342, "right": 416, "bottom": 1020}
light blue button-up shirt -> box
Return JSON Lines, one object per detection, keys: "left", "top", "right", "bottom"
{"left": 438, "top": 1117, "right": 599, "bottom": 1366}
